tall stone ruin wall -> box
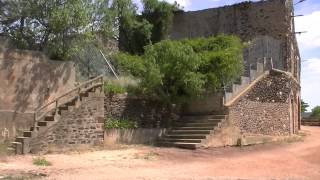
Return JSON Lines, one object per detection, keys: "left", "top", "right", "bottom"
{"left": 170, "top": 0, "right": 300, "bottom": 78}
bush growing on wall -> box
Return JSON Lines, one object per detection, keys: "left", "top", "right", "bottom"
{"left": 114, "top": 35, "right": 243, "bottom": 105}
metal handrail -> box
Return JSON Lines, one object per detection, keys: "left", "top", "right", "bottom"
{"left": 33, "top": 75, "right": 104, "bottom": 129}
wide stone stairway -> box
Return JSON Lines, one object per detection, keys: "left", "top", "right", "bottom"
{"left": 8, "top": 76, "right": 104, "bottom": 154}
{"left": 158, "top": 114, "right": 227, "bottom": 149}
{"left": 158, "top": 60, "right": 269, "bottom": 149}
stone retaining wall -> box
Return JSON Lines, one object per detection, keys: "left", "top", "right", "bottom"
{"left": 104, "top": 94, "right": 175, "bottom": 128}
{"left": 29, "top": 91, "right": 104, "bottom": 153}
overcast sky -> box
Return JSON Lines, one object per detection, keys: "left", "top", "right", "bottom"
{"left": 135, "top": 0, "right": 320, "bottom": 111}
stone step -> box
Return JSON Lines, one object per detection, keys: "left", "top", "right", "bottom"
{"left": 37, "top": 121, "right": 48, "bottom": 127}
{"left": 45, "top": 115, "right": 55, "bottom": 122}
{"left": 175, "top": 118, "right": 222, "bottom": 123}
{"left": 173, "top": 122, "right": 219, "bottom": 127}
{"left": 181, "top": 115, "right": 226, "bottom": 121}
{"left": 163, "top": 134, "right": 207, "bottom": 139}
{"left": 173, "top": 127, "right": 215, "bottom": 130}
{"left": 11, "top": 142, "right": 22, "bottom": 154}
{"left": 159, "top": 138, "right": 202, "bottom": 143}
{"left": 23, "top": 131, "right": 32, "bottom": 137}
{"left": 16, "top": 136, "right": 29, "bottom": 143}
{"left": 30, "top": 126, "right": 40, "bottom": 131}
{"left": 59, "top": 105, "right": 68, "bottom": 111}
{"left": 158, "top": 142, "right": 199, "bottom": 150}
{"left": 7, "top": 147, "right": 16, "bottom": 153}
{"left": 168, "top": 130, "right": 211, "bottom": 135}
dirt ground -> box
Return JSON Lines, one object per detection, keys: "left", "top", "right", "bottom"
{"left": 0, "top": 126, "right": 320, "bottom": 180}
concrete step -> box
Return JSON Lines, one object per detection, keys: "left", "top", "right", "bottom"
{"left": 159, "top": 138, "right": 202, "bottom": 143}
{"left": 163, "top": 134, "right": 207, "bottom": 139}
{"left": 158, "top": 142, "right": 199, "bottom": 150}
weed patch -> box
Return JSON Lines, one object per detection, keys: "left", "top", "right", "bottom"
{"left": 32, "top": 157, "right": 52, "bottom": 166}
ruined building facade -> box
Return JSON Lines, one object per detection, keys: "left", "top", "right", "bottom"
{"left": 160, "top": 0, "right": 301, "bottom": 146}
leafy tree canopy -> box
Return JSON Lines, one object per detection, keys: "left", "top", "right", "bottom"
{"left": 114, "top": 35, "right": 243, "bottom": 104}
{"left": 311, "top": 106, "right": 320, "bottom": 118}
{"left": 0, "top": 0, "right": 116, "bottom": 60}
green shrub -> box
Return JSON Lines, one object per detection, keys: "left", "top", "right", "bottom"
{"left": 104, "top": 118, "right": 138, "bottom": 129}
{"left": 32, "top": 157, "right": 51, "bottom": 166}
{"left": 114, "top": 35, "right": 243, "bottom": 105}
{"left": 311, "top": 106, "right": 320, "bottom": 118}
{"left": 104, "top": 83, "right": 126, "bottom": 94}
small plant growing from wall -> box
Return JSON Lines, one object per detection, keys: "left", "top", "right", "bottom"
{"left": 104, "top": 118, "right": 138, "bottom": 129}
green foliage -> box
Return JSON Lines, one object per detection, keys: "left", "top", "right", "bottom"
{"left": 142, "top": 0, "right": 176, "bottom": 43}
{"left": 301, "top": 100, "right": 309, "bottom": 113}
{"left": 104, "top": 118, "right": 138, "bottom": 129}
{"left": 114, "top": 35, "right": 243, "bottom": 104}
{"left": 311, "top": 106, "right": 320, "bottom": 118}
{"left": 104, "top": 82, "right": 126, "bottom": 94}
{"left": 32, "top": 157, "right": 51, "bottom": 166}
{"left": 0, "top": 0, "right": 116, "bottom": 60}
{"left": 116, "top": 0, "right": 177, "bottom": 55}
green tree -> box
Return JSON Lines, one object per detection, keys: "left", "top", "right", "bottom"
{"left": 0, "top": 0, "right": 116, "bottom": 60}
{"left": 311, "top": 106, "right": 320, "bottom": 118}
{"left": 114, "top": 35, "right": 243, "bottom": 105}
{"left": 142, "top": 0, "right": 176, "bottom": 43}
{"left": 301, "top": 100, "right": 309, "bottom": 113}
{"left": 113, "top": 0, "right": 153, "bottom": 55}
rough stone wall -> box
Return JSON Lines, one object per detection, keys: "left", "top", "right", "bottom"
{"left": 170, "top": 0, "right": 299, "bottom": 75}
{"left": 29, "top": 91, "right": 104, "bottom": 153}
{"left": 228, "top": 70, "right": 300, "bottom": 136}
{"left": 104, "top": 94, "right": 174, "bottom": 128}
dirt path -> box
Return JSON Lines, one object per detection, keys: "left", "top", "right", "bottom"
{"left": 1, "top": 126, "right": 320, "bottom": 180}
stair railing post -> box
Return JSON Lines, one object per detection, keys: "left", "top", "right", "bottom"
{"left": 101, "top": 76, "right": 104, "bottom": 93}
{"left": 270, "top": 57, "right": 274, "bottom": 70}
{"left": 33, "top": 112, "right": 37, "bottom": 132}
{"left": 55, "top": 100, "right": 59, "bottom": 116}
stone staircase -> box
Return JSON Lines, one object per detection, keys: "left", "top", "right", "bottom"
{"left": 7, "top": 76, "right": 104, "bottom": 154}
{"left": 158, "top": 60, "right": 270, "bottom": 149}
{"left": 224, "top": 62, "right": 265, "bottom": 104}
{"left": 158, "top": 114, "right": 227, "bottom": 149}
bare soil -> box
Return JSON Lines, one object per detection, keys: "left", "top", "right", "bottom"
{"left": 1, "top": 126, "right": 320, "bottom": 180}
